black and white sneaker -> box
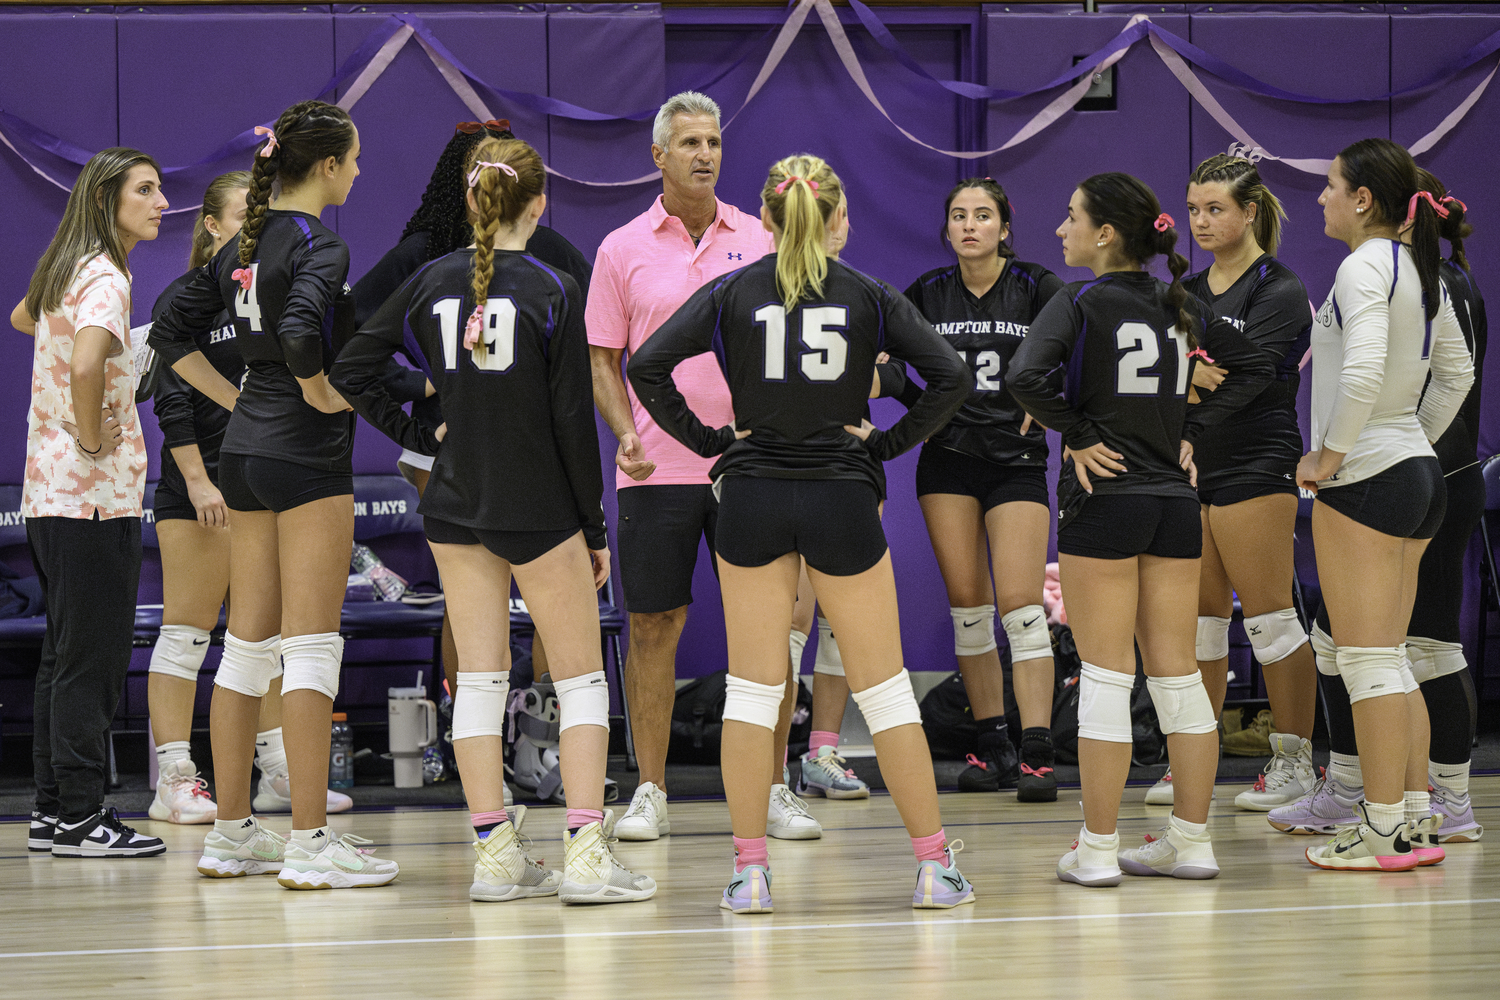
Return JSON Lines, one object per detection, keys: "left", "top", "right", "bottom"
{"left": 957, "top": 733, "right": 1019, "bottom": 792}
{"left": 28, "top": 811, "right": 58, "bottom": 852}
{"left": 51, "top": 807, "right": 166, "bottom": 858}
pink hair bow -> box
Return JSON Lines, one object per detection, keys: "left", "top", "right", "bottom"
{"left": 1405, "top": 190, "right": 1456, "bottom": 226}
{"left": 1441, "top": 195, "right": 1468, "bottom": 213}
{"left": 463, "top": 305, "right": 485, "bottom": 350}
{"left": 1186, "top": 348, "right": 1215, "bottom": 365}
{"left": 1154, "top": 212, "right": 1175, "bottom": 232}
{"left": 254, "top": 126, "right": 278, "bottom": 158}
{"left": 468, "top": 160, "right": 519, "bottom": 188}
{"left": 775, "top": 175, "right": 819, "bottom": 195}
{"left": 231, "top": 268, "right": 253, "bottom": 291}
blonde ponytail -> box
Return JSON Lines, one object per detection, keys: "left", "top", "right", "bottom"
{"left": 762, "top": 155, "right": 843, "bottom": 312}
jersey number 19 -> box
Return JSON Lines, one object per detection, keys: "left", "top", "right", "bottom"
{"left": 754, "top": 304, "right": 849, "bottom": 382}
{"left": 432, "top": 297, "right": 517, "bottom": 373}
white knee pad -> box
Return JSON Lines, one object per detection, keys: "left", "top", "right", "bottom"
{"left": 1398, "top": 646, "right": 1420, "bottom": 695}
{"left": 1407, "top": 636, "right": 1468, "bottom": 684}
{"left": 723, "top": 674, "right": 786, "bottom": 731}
{"left": 280, "top": 632, "right": 344, "bottom": 700}
{"left": 813, "top": 617, "right": 845, "bottom": 677}
{"left": 851, "top": 669, "right": 922, "bottom": 735}
{"left": 555, "top": 670, "right": 610, "bottom": 732}
{"left": 789, "top": 628, "right": 809, "bottom": 672}
{"left": 452, "top": 671, "right": 508, "bottom": 740}
{"left": 1001, "top": 604, "right": 1050, "bottom": 663}
{"left": 1312, "top": 623, "right": 1339, "bottom": 677}
{"left": 1337, "top": 645, "right": 1405, "bottom": 704}
{"left": 1195, "top": 615, "right": 1231, "bottom": 661}
{"left": 1145, "top": 673, "right": 1218, "bottom": 735}
{"left": 149, "top": 624, "right": 212, "bottom": 683}
{"left": 951, "top": 605, "right": 998, "bottom": 657}
{"left": 1077, "top": 663, "right": 1134, "bottom": 744}
{"left": 214, "top": 632, "right": 283, "bottom": 698}
{"left": 1244, "top": 608, "right": 1309, "bottom": 666}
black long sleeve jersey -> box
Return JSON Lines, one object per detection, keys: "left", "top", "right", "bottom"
{"left": 627, "top": 255, "right": 973, "bottom": 498}
{"left": 1182, "top": 254, "right": 1312, "bottom": 488}
{"left": 150, "top": 269, "right": 245, "bottom": 488}
{"left": 329, "top": 250, "right": 607, "bottom": 550}
{"left": 1009, "top": 270, "right": 1275, "bottom": 517}
{"left": 350, "top": 226, "right": 595, "bottom": 445}
{"left": 903, "top": 260, "right": 1065, "bottom": 466}
{"left": 1430, "top": 259, "right": 1488, "bottom": 474}
{"left": 150, "top": 210, "right": 357, "bottom": 471}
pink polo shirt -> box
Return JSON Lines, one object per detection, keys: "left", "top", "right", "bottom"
{"left": 588, "top": 195, "right": 774, "bottom": 489}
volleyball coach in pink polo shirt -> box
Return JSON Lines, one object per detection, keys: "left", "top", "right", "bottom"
{"left": 588, "top": 93, "right": 820, "bottom": 843}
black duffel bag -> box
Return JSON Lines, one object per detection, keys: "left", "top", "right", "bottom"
{"left": 668, "top": 669, "right": 728, "bottom": 765}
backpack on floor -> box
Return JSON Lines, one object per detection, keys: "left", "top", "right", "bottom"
{"left": 919, "top": 672, "right": 978, "bottom": 760}
{"left": 668, "top": 669, "right": 728, "bottom": 765}
{"left": 1050, "top": 624, "right": 1083, "bottom": 764}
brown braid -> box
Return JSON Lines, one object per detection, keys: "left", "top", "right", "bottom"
{"left": 238, "top": 100, "right": 355, "bottom": 268}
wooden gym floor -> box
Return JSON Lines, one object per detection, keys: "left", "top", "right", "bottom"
{"left": 1, "top": 778, "right": 1496, "bottom": 1000}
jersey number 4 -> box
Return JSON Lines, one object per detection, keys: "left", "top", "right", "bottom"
{"left": 755, "top": 304, "right": 849, "bottom": 382}
{"left": 1115, "top": 321, "right": 1190, "bottom": 397}
{"left": 432, "top": 297, "right": 517, "bottom": 373}
{"left": 233, "top": 263, "right": 262, "bottom": 332}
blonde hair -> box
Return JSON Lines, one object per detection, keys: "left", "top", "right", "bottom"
{"left": 465, "top": 136, "right": 545, "bottom": 361}
{"left": 1187, "top": 154, "right": 1287, "bottom": 256}
{"left": 189, "top": 171, "right": 250, "bottom": 269}
{"left": 761, "top": 155, "right": 843, "bottom": 312}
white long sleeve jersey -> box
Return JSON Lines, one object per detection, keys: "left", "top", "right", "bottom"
{"left": 1310, "top": 238, "right": 1473, "bottom": 488}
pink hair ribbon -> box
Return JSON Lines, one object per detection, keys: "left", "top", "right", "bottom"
{"left": 775, "top": 175, "right": 819, "bottom": 195}
{"left": 1441, "top": 195, "right": 1468, "bottom": 213}
{"left": 254, "top": 126, "right": 278, "bottom": 158}
{"left": 231, "top": 268, "right": 253, "bottom": 291}
{"left": 1405, "top": 190, "right": 1455, "bottom": 226}
{"left": 468, "top": 160, "right": 519, "bottom": 188}
{"left": 1154, "top": 212, "right": 1175, "bottom": 232}
{"left": 463, "top": 305, "right": 485, "bottom": 349}
{"left": 1186, "top": 348, "right": 1215, "bottom": 365}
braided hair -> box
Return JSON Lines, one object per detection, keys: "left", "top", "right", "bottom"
{"left": 239, "top": 100, "right": 356, "bottom": 269}
{"left": 402, "top": 123, "right": 517, "bottom": 263}
{"left": 465, "top": 136, "right": 545, "bottom": 363}
{"left": 1186, "top": 154, "right": 1287, "bottom": 256}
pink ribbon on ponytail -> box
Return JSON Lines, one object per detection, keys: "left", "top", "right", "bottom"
{"left": 1154, "top": 212, "right": 1175, "bottom": 232}
{"left": 463, "top": 305, "right": 485, "bottom": 350}
{"left": 254, "top": 126, "right": 278, "bottom": 158}
{"left": 1187, "top": 348, "right": 1215, "bottom": 365}
{"left": 467, "top": 160, "right": 519, "bottom": 188}
{"left": 1441, "top": 195, "right": 1468, "bottom": 213}
{"left": 231, "top": 268, "right": 254, "bottom": 291}
{"left": 1405, "top": 190, "right": 1452, "bottom": 225}
{"left": 775, "top": 175, "right": 819, "bottom": 195}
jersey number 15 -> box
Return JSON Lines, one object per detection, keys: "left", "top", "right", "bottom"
{"left": 432, "top": 297, "right": 517, "bottom": 373}
{"left": 755, "top": 304, "right": 849, "bottom": 382}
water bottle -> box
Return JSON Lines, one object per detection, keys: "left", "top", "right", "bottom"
{"left": 329, "top": 712, "right": 354, "bottom": 789}
{"left": 351, "top": 542, "right": 407, "bottom": 602}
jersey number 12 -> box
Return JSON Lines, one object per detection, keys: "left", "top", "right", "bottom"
{"left": 433, "top": 297, "right": 517, "bottom": 373}
{"left": 754, "top": 304, "right": 849, "bottom": 382}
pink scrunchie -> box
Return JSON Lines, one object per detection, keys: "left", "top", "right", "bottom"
{"left": 232, "top": 268, "right": 254, "bottom": 291}
{"left": 463, "top": 305, "right": 485, "bottom": 350}
{"left": 254, "top": 126, "right": 278, "bottom": 158}
{"left": 1154, "top": 212, "right": 1175, "bottom": 232}
{"left": 775, "top": 175, "right": 819, "bottom": 195}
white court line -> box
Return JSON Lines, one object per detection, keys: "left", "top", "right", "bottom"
{"left": 1, "top": 897, "right": 1495, "bottom": 961}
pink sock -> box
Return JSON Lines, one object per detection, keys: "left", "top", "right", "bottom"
{"left": 567, "top": 808, "right": 605, "bottom": 831}
{"left": 733, "top": 835, "right": 768, "bottom": 873}
{"left": 810, "top": 731, "right": 840, "bottom": 755}
{"left": 912, "top": 830, "right": 948, "bottom": 863}
{"left": 783, "top": 747, "right": 790, "bottom": 768}
{"left": 471, "top": 809, "right": 508, "bottom": 837}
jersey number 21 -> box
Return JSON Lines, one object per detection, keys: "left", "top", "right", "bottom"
{"left": 1115, "top": 321, "right": 1190, "bottom": 396}
{"left": 432, "top": 297, "right": 517, "bottom": 372}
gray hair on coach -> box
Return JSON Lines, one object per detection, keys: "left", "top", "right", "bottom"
{"left": 652, "top": 91, "right": 722, "bottom": 149}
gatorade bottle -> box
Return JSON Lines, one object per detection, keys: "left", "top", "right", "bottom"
{"left": 329, "top": 713, "right": 355, "bottom": 789}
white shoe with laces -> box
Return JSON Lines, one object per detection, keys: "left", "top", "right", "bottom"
{"left": 560, "top": 821, "right": 656, "bottom": 904}
{"left": 614, "top": 781, "right": 669, "bottom": 841}
{"left": 149, "top": 760, "right": 218, "bottom": 824}
{"left": 470, "top": 820, "right": 561, "bottom": 901}
{"left": 1118, "top": 823, "right": 1220, "bottom": 879}
{"left": 277, "top": 828, "right": 399, "bottom": 889}
{"left": 1234, "top": 733, "right": 1316, "bottom": 811}
{"left": 197, "top": 817, "right": 286, "bottom": 877}
{"left": 1057, "top": 827, "right": 1122, "bottom": 887}
{"left": 768, "top": 783, "right": 822, "bottom": 840}
{"left": 253, "top": 770, "right": 354, "bottom": 815}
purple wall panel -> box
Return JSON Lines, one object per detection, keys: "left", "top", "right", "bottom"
{"left": 0, "top": 11, "right": 118, "bottom": 486}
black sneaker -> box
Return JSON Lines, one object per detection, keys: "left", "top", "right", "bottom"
{"left": 52, "top": 807, "right": 166, "bottom": 858}
{"left": 958, "top": 733, "right": 1019, "bottom": 792}
{"left": 28, "top": 811, "right": 57, "bottom": 852}
{"left": 1017, "top": 729, "right": 1058, "bottom": 803}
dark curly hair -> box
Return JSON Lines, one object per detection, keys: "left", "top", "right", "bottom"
{"left": 400, "top": 121, "right": 517, "bottom": 262}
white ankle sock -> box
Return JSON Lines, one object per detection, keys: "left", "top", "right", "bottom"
{"left": 1403, "top": 790, "right": 1431, "bottom": 825}
{"left": 155, "top": 740, "right": 192, "bottom": 773}
{"left": 1429, "top": 760, "right": 1470, "bottom": 797}
{"left": 1169, "top": 814, "right": 1209, "bottom": 839}
{"left": 1363, "top": 799, "right": 1405, "bottom": 836}
{"left": 291, "top": 826, "right": 330, "bottom": 851}
{"left": 256, "top": 727, "right": 287, "bottom": 776}
{"left": 214, "top": 817, "right": 256, "bottom": 842}
{"left": 1328, "top": 751, "right": 1363, "bottom": 791}
{"left": 1080, "top": 826, "right": 1119, "bottom": 852}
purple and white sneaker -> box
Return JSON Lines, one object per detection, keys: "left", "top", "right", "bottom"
{"left": 1267, "top": 770, "right": 1360, "bottom": 835}
{"left": 721, "top": 864, "right": 773, "bottom": 914}
{"left": 913, "top": 842, "right": 975, "bottom": 909}
{"left": 1430, "top": 784, "right": 1483, "bottom": 843}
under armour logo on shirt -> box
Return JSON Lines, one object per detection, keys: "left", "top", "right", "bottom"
{"left": 727, "top": 252, "right": 743, "bottom": 260}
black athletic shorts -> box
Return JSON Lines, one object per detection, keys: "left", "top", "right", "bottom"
{"left": 1407, "top": 462, "right": 1484, "bottom": 644}
{"left": 617, "top": 483, "right": 718, "bottom": 614}
{"left": 914, "top": 445, "right": 1049, "bottom": 511}
{"left": 714, "top": 476, "right": 888, "bottom": 577}
{"left": 1197, "top": 475, "right": 1299, "bottom": 508}
{"left": 423, "top": 516, "right": 577, "bottom": 566}
{"left": 1057, "top": 493, "right": 1203, "bottom": 560}
{"left": 151, "top": 473, "right": 201, "bottom": 523}
{"left": 218, "top": 453, "right": 353, "bottom": 514}
{"left": 1316, "top": 456, "right": 1446, "bottom": 540}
